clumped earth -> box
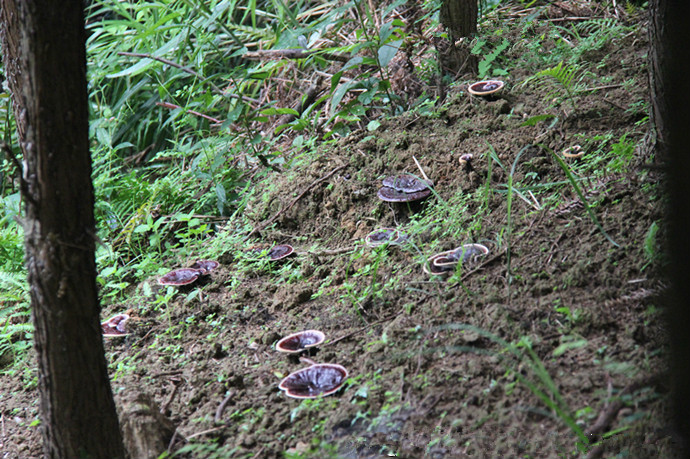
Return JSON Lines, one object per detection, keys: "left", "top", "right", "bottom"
{"left": 0, "top": 9, "right": 676, "bottom": 459}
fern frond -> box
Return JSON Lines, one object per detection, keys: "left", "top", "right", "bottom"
{"left": 521, "top": 61, "right": 582, "bottom": 110}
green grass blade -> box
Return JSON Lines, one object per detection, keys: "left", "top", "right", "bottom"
{"left": 547, "top": 147, "right": 619, "bottom": 247}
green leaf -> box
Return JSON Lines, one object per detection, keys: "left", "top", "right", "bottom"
{"left": 378, "top": 39, "right": 402, "bottom": 68}
{"left": 367, "top": 120, "right": 381, "bottom": 131}
{"left": 330, "top": 80, "right": 357, "bottom": 117}
{"left": 260, "top": 107, "right": 299, "bottom": 116}
{"left": 520, "top": 114, "right": 557, "bottom": 127}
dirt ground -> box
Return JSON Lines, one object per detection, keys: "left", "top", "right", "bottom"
{"left": 0, "top": 7, "right": 678, "bottom": 459}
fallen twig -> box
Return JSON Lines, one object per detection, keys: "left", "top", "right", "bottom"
{"left": 156, "top": 102, "right": 222, "bottom": 124}
{"left": 242, "top": 48, "right": 349, "bottom": 63}
{"left": 413, "top": 156, "right": 431, "bottom": 183}
{"left": 214, "top": 391, "right": 235, "bottom": 425}
{"left": 584, "top": 375, "right": 661, "bottom": 459}
{"left": 244, "top": 164, "right": 347, "bottom": 240}
{"left": 303, "top": 246, "right": 356, "bottom": 256}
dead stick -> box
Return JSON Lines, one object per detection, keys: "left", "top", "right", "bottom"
{"left": 214, "top": 391, "right": 235, "bottom": 425}
{"left": 412, "top": 156, "right": 431, "bottom": 183}
{"left": 585, "top": 375, "right": 660, "bottom": 444}
{"left": 156, "top": 102, "right": 223, "bottom": 124}
{"left": 244, "top": 165, "right": 347, "bottom": 240}
{"left": 242, "top": 48, "right": 349, "bottom": 63}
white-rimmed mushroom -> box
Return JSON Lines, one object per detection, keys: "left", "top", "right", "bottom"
{"left": 278, "top": 363, "right": 349, "bottom": 399}
{"left": 276, "top": 330, "right": 326, "bottom": 353}
{"left": 468, "top": 80, "right": 505, "bottom": 96}
{"left": 101, "top": 313, "right": 130, "bottom": 337}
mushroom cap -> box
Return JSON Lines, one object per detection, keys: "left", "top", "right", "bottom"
{"left": 101, "top": 313, "right": 130, "bottom": 337}
{"left": 382, "top": 174, "right": 431, "bottom": 193}
{"left": 276, "top": 330, "right": 326, "bottom": 353}
{"left": 189, "top": 259, "right": 220, "bottom": 273}
{"left": 468, "top": 80, "right": 505, "bottom": 96}
{"left": 423, "top": 244, "right": 490, "bottom": 275}
{"left": 377, "top": 186, "right": 431, "bottom": 203}
{"left": 158, "top": 268, "right": 201, "bottom": 286}
{"left": 423, "top": 251, "right": 457, "bottom": 276}
{"left": 278, "top": 363, "right": 349, "bottom": 399}
{"left": 453, "top": 243, "right": 489, "bottom": 263}
{"left": 268, "top": 244, "right": 294, "bottom": 260}
{"left": 365, "top": 228, "right": 400, "bottom": 247}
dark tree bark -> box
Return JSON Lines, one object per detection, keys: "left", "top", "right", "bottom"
{"left": 437, "top": 0, "right": 478, "bottom": 76}
{"left": 0, "top": 2, "right": 126, "bottom": 458}
{"left": 650, "top": 0, "right": 690, "bottom": 455}
{"left": 440, "top": 0, "right": 477, "bottom": 39}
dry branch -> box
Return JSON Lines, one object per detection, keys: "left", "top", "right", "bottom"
{"left": 242, "top": 48, "right": 349, "bottom": 63}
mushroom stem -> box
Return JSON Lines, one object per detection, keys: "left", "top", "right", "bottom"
{"left": 299, "top": 357, "right": 318, "bottom": 366}
{"left": 412, "top": 156, "right": 431, "bottom": 184}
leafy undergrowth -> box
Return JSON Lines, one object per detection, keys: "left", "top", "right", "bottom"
{"left": 0, "top": 2, "right": 676, "bottom": 459}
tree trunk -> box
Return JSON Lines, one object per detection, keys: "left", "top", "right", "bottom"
{"left": 440, "top": 0, "right": 477, "bottom": 39}
{"left": 437, "top": 0, "right": 478, "bottom": 76}
{"left": 650, "top": 0, "right": 690, "bottom": 454}
{"left": 0, "top": 2, "right": 126, "bottom": 458}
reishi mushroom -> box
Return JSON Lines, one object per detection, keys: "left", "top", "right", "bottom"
{"left": 276, "top": 330, "right": 326, "bottom": 353}
{"left": 423, "top": 243, "right": 489, "bottom": 275}
{"left": 378, "top": 174, "right": 432, "bottom": 203}
{"left": 468, "top": 80, "right": 505, "bottom": 97}
{"left": 278, "top": 363, "right": 349, "bottom": 399}
{"left": 365, "top": 228, "right": 408, "bottom": 247}
{"left": 158, "top": 260, "right": 221, "bottom": 286}
{"left": 101, "top": 313, "right": 130, "bottom": 337}
{"left": 157, "top": 268, "right": 202, "bottom": 286}
{"left": 246, "top": 244, "right": 295, "bottom": 261}
{"left": 189, "top": 259, "right": 220, "bottom": 273}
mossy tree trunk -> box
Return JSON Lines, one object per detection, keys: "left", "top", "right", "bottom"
{"left": 650, "top": 0, "right": 690, "bottom": 454}
{"left": 0, "top": 2, "right": 125, "bottom": 458}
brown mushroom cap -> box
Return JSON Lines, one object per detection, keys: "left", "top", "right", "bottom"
{"left": 278, "top": 363, "right": 349, "bottom": 399}
{"left": 276, "top": 330, "right": 326, "bottom": 353}
{"left": 365, "top": 228, "right": 400, "bottom": 247}
{"left": 101, "top": 313, "right": 130, "bottom": 337}
{"left": 377, "top": 187, "right": 431, "bottom": 203}
{"left": 158, "top": 268, "right": 201, "bottom": 286}
{"left": 423, "top": 244, "right": 490, "bottom": 275}
{"left": 468, "top": 80, "right": 505, "bottom": 96}
{"left": 423, "top": 251, "right": 457, "bottom": 276}
{"left": 454, "top": 243, "right": 489, "bottom": 263}
{"left": 189, "top": 259, "right": 220, "bottom": 273}
{"left": 268, "top": 244, "right": 294, "bottom": 260}
{"left": 382, "top": 174, "right": 431, "bottom": 193}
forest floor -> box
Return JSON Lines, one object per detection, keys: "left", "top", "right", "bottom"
{"left": 0, "top": 5, "right": 678, "bottom": 459}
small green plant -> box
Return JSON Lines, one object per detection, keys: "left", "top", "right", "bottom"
{"left": 522, "top": 61, "right": 582, "bottom": 111}
{"left": 642, "top": 221, "right": 660, "bottom": 271}
{"left": 326, "top": 0, "right": 408, "bottom": 136}
{"left": 607, "top": 133, "right": 636, "bottom": 172}
{"left": 472, "top": 37, "right": 510, "bottom": 79}
{"left": 437, "top": 323, "right": 590, "bottom": 453}
{"left": 546, "top": 145, "right": 619, "bottom": 247}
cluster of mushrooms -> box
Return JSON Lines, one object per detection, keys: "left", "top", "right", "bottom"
{"left": 101, "top": 246, "right": 299, "bottom": 338}
{"left": 275, "top": 330, "right": 348, "bottom": 399}
{"left": 377, "top": 174, "right": 432, "bottom": 204}
{"left": 373, "top": 171, "right": 490, "bottom": 274}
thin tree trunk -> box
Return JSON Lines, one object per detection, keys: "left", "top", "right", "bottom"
{"left": 0, "top": 2, "right": 125, "bottom": 458}
{"left": 440, "top": 0, "right": 477, "bottom": 39}
{"left": 438, "top": 0, "right": 478, "bottom": 75}
{"left": 650, "top": 0, "right": 690, "bottom": 454}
